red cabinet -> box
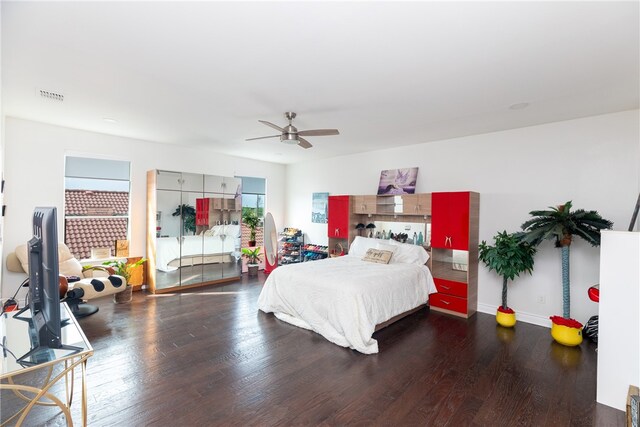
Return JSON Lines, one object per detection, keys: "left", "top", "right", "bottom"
{"left": 195, "top": 198, "right": 209, "bottom": 226}
{"left": 431, "top": 192, "right": 470, "bottom": 250}
{"left": 328, "top": 195, "right": 350, "bottom": 238}
{"left": 429, "top": 191, "right": 479, "bottom": 318}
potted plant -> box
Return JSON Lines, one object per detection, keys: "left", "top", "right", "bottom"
{"left": 172, "top": 204, "right": 196, "bottom": 235}
{"left": 242, "top": 210, "right": 261, "bottom": 247}
{"left": 518, "top": 201, "right": 613, "bottom": 346}
{"left": 101, "top": 258, "right": 147, "bottom": 303}
{"left": 241, "top": 247, "right": 262, "bottom": 277}
{"left": 479, "top": 230, "right": 536, "bottom": 327}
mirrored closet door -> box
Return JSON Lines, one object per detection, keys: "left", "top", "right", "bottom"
{"left": 147, "top": 170, "right": 242, "bottom": 293}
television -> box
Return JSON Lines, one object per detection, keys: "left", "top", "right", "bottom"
{"left": 15, "top": 207, "right": 80, "bottom": 364}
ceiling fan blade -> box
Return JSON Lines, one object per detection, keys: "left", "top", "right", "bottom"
{"left": 297, "top": 129, "right": 340, "bottom": 137}
{"left": 245, "top": 135, "right": 280, "bottom": 141}
{"left": 258, "top": 120, "right": 284, "bottom": 132}
{"left": 297, "top": 137, "right": 313, "bottom": 149}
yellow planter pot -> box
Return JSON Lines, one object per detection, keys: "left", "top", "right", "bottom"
{"left": 496, "top": 309, "right": 516, "bottom": 328}
{"left": 550, "top": 317, "right": 583, "bottom": 347}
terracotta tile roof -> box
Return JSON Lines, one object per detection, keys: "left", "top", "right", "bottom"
{"left": 65, "top": 218, "right": 128, "bottom": 260}
{"left": 65, "top": 190, "right": 129, "bottom": 216}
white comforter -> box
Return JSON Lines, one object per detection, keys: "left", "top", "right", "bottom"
{"left": 156, "top": 235, "right": 238, "bottom": 272}
{"left": 257, "top": 255, "right": 437, "bottom": 354}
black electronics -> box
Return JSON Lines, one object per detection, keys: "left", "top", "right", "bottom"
{"left": 14, "top": 207, "right": 80, "bottom": 365}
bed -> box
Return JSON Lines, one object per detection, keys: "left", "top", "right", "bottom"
{"left": 257, "top": 237, "right": 437, "bottom": 354}
{"left": 156, "top": 224, "right": 241, "bottom": 272}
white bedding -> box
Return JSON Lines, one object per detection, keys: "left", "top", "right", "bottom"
{"left": 257, "top": 255, "right": 437, "bottom": 354}
{"left": 156, "top": 235, "right": 239, "bottom": 272}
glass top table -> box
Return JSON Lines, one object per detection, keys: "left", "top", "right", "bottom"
{"left": 1, "top": 302, "right": 93, "bottom": 426}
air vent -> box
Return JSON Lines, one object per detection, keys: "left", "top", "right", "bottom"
{"left": 38, "top": 89, "right": 64, "bottom": 102}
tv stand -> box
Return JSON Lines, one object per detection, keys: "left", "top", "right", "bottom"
{"left": 1, "top": 302, "right": 93, "bottom": 426}
{"left": 66, "top": 300, "right": 99, "bottom": 318}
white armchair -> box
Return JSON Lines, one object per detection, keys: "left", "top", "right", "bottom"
{"left": 6, "top": 243, "right": 128, "bottom": 318}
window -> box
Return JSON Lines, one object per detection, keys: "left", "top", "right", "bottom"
{"left": 239, "top": 176, "right": 266, "bottom": 218}
{"left": 238, "top": 176, "right": 266, "bottom": 247}
{"left": 64, "top": 157, "right": 131, "bottom": 260}
{"left": 241, "top": 193, "right": 265, "bottom": 218}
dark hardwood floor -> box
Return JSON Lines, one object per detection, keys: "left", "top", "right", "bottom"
{"left": 2, "top": 272, "right": 624, "bottom": 426}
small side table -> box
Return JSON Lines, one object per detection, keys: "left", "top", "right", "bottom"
{"left": 1, "top": 302, "right": 93, "bottom": 426}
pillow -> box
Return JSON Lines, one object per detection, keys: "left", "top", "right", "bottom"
{"left": 375, "top": 242, "right": 397, "bottom": 255}
{"left": 58, "top": 243, "right": 84, "bottom": 276}
{"left": 210, "top": 225, "right": 224, "bottom": 236}
{"left": 222, "top": 224, "right": 241, "bottom": 237}
{"left": 387, "top": 240, "right": 430, "bottom": 265}
{"left": 362, "top": 248, "right": 393, "bottom": 264}
{"left": 349, "top": 236, "right": 387, "bottom": 257}
{"left": 15, "top": 243, "right": 83, "bottom": 277}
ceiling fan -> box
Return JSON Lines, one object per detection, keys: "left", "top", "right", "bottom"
{"left": 246, "top": 112, "right": 339, "bottom": 149}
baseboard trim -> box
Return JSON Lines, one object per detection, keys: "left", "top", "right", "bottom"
{"left": 477, "top": 303, "right": 551, "bottom": 328}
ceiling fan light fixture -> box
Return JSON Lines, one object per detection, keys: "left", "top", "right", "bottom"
{"left": 280, "top": 134, "right": 299, "bottom": 144}
{"left": 247, "top": 112, "right": 338, "bottom": 149}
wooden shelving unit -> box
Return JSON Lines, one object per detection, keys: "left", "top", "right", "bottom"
{"left": 338, "top": 190, "right": 479, "bottom": 319}
{"left": 428, "top": 192, "right": 479, "bottom": 318}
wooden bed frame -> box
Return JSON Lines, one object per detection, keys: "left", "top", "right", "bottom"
{"left": 374, "top": 303, "right": 428, "bottom": 332}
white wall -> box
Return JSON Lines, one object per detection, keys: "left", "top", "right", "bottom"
{"left": 285, "top": 110, "right": 640, "bottom": 326}
{"left": 0, "top": 3, "right": 4, "bottom": 288}
{"left": 596, "top": 231, "right": 640, "bottom": 410}
{"left": 1, "top": 117, "right": 286, "bottom": 298}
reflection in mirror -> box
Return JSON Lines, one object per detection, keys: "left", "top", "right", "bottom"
{"left": 181, "top": 172, "right": 204, "bottom": 193}
{"left": 452, "top": 250, "right": 468, "bottom": 271}
{"left": 369, "top": 221, "right": 430, "bottom": 245}
{"left": 155, "top": 190, "right": 182, "bottom": 290}
{"left": 156, "top": 190, "right": 182, "bottom": 238}
{"left": 150, "top": 171, "right": 244, "bottom": 294}
{"left": 430, "top": 248, "right": 469, "bottom": 282}
{"left": 181, "top": 192, "right": 200, "bottom": 236}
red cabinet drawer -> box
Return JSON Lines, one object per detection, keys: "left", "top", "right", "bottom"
{"left": 430, "top": 293, "right": 468, "bottom": 314}
{"left": 434, "top": 278, "right": 467, "bottom": 298}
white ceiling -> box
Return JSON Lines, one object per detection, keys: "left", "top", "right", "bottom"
{"left": 2, "top": 1, "right": 639, "bottom": 164}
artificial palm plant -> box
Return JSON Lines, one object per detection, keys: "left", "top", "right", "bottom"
{"left": 518, "top": 201, "right": 612, "bottom": 320}
{"left": 479, "top": 231, "right": 536, "bottom": 316}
